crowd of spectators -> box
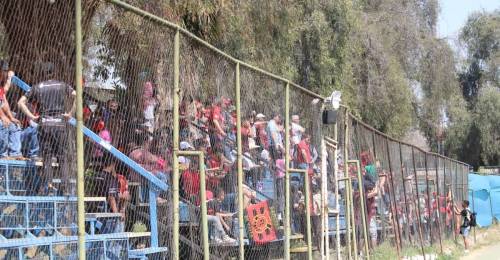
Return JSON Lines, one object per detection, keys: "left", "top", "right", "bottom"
{"left": 1, "top": 60, "right": 455, "bottom": 249}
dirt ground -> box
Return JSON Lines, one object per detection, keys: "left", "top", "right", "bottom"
{"left": 459, "top": 224, "right": 500, "bottom": 260}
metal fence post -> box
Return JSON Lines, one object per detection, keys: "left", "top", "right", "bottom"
{"left": 424, "top": 154, "right": 433, "bottom": 246}
{"left": 288, "top": 168, "right": 313, "bottom": 260}
{"left": 411, "top": 147, "right": 426, "bottom": 260}
{"left": 235, "top": 62, "right": 245, "bottom": 260}
{"left": 385, "top": 137, "right": 402, "bottom": 256}
{"left": 172, "top": 28, "right": 180, "bottom": 260}
{"left": 320, "top": 138, "right": 328, "bottom": 260}
{"left": 450, "top": 160, "right": 457, "bottom": 242}
{"left": 398, "top": 143, "right": 412, "bottom": 245}
{"left": 284, "top": 82, "right": 291, "bottom": 260}
{"left": 75, "top": 0, "right": 86, "bottom": 259}
{"left": 305, "top": 172, "right": 313, "bottom": 260}
{"left": 349, "top": 160, "right": 370, "bottom": 260}
{"left": 343, "top": 110, "right": 353, "bottom": 259}
{"left": 434, "top": 157, "right": 444, "bottom": 254}
{"left": 333, "top": 123, "right": 341, "bottom": 260}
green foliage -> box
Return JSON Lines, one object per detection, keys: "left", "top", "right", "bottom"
{"left": 3, "top": 0, "right": 495, "bottom": 165}
{"left": 474, "top": 87, "right": 500, "bottom": 165}
{"left": 447, "top": 9, "right": 500, "bottom": 168}
{"left": 459, "top": 9, "right": 500, "bottom": 104}
{"left": 91, "top": 0, "right": 473, "bottom": 142}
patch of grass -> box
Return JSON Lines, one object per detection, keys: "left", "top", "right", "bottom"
{"left": 371, "top": 241, "right": 399, "bottom": 260}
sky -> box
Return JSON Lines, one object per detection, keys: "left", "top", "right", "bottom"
{"left": 437, "top": 0, "right": 498, "bottom": 40}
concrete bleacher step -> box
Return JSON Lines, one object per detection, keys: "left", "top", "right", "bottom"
{"left": 329, "top": 209, "right": 340, "bottom": 215}
{"left": 85, "top": 212, "right": 123, "bottom": 235}
{"left": 290, "top": 234, "right": 304, "bottom": 240}
{"left": 290, "top": 246, "right": 308, "bottom": 253}
{"left": 85, "top": 212, "right": 122, "bottom": 220}
{"left": 129, "top": 247, "right": 169, "bottom": 259}
{"left": 0, "top": 232, "right": 151, "bottom": 248}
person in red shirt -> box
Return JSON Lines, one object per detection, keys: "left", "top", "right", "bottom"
{"left": 254, "top": 114, "right": 268, "bottom": 150}
{"left": 208, "top": 99, "right": 226, "bottom": 155}
{"left": 181, "top": 166, "right": 200, "bottom": 202}
{"left": 296, "top": 134, "right": 313, "bottom": 175}
{"left": 205, "top": 148, "right": 231, "bottom": 190}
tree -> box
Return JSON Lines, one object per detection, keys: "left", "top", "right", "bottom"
{"left": 445, "top": 9, "right": 500, "bottom": 169}
{"left": 474, "top": 87, "right": 500, "bottom": 165}
{"left": 459, "top": 9, "right": 500, "bottom": 105}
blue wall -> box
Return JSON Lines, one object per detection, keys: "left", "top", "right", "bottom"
{"left": 468, "top": 173, "right": 500, "bottom": 227}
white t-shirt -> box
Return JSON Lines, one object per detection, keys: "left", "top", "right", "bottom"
{"left": 144, "top": 104, "right": 155, "bottom": 120}
{"left": 291, "top": 122, "right": 305, "bottom": 145}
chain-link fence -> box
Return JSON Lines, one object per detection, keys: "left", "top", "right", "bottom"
{"left": 0, "top": 1, "right": 470, "bottom": 259}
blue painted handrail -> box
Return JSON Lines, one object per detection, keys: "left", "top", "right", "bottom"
{"left": 11, "top": 76, "right": 167, "bottom": 191}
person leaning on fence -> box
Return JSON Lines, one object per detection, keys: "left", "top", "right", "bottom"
{"left": 454, "top": 200, "right": 472, "bottom": 253}
{"left": 0, "top": 61, "right": 23, "bottom": 160}
{"left": 18, "top": 62, "right": 76, "bottom": 195}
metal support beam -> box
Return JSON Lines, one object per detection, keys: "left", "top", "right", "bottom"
{"left": 289, "top": 168, "right": 313, "bottom": 260}
{"left": 434, "top": 158, "right": 444, "bottom": 253}
{"left": 75, "top": 0, "right": 85, "bottom": 258}
{"left": 172, "top": 28, "right": 181, "bottom": 260}
{"left": 235, "top": 62, "right": 245, "bottom": 260}
{"left": 411, "top": 148, "right": 426, "bottom": 260}
{"left": 347, "top": 160, "right": 370, "bottom": 260}
{"left": 284, "top": 82, "right": 291, "bottom": 260}
{"left": 177, "top": 151, "right": 209, "bottom": 259}
{"left": 343, "top": 109, "right": 354, "bottom": 260}
{"left": 385, "top": 137, "right": 402, "bottom": 256}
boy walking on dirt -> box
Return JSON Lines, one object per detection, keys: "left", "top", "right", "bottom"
{"left": 454, "top": 200, "right": 472, "bottom": 253}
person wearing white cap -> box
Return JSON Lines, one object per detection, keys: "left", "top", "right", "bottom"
{"left": 180, "top": 141, "right": 194, "bottom": 150}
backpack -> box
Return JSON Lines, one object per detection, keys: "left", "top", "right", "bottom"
{"left": 469, "top": 210, "right": 477, "bottom": 227}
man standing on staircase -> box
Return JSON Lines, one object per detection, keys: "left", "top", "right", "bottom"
{"left": 18, "top": 62, "right": 76, "bottom": 195}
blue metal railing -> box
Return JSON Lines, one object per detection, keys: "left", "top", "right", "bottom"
{"left": 10, "top": 76, "right": 166, "bottom": 248}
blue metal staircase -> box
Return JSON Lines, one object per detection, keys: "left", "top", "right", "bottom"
{"left": 0, "top": 77, "right": 169, "bottom": 259}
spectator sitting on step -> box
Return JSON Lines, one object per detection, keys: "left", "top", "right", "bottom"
{"left": 0, "top": 61, "right": 23, "bottom": 159}
{"left": 19, "top": 100, "right": 40, "bottom": 159}
{"left": 128, "top": 129, "right": 168, "bottom": 202}
{"left": 128, "top": 129, "right": 168, "bottom": 183}
{"left": 207, "top": 188, "right": 237, "bottom": 245}
{"left": 94, "top": 151, "right": 128, "bottom": 221}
